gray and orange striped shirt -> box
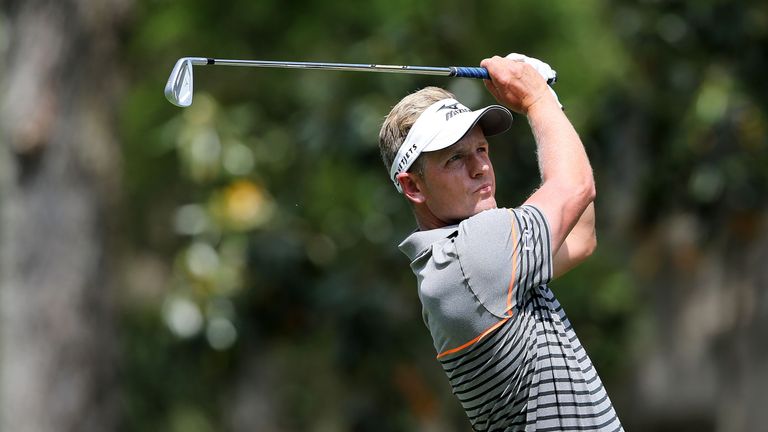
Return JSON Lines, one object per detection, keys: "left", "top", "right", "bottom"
{"left": 399, "top": 206, "right": 623, "bottom": 431}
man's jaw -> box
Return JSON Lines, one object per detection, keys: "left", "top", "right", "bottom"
{"left": 474, "top": 190, "right": 498, "bottom": 213}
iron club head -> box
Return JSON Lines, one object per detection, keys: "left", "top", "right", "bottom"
{"left": 164, "top": 58, "right": 194, "bottom": 107}
{"left": 164, "top": 58, "right": 210, "bottom": 107}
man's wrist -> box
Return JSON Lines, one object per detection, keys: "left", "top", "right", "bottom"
{"left": 525, "top": 94, "right": 562, "bottom": 119}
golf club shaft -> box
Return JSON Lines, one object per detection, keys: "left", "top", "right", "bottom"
{"left": 165, "top": 56, "right": 557, "bottom": 107}
{"left": 185, "top": 57, "right": 490, "bottom": 79}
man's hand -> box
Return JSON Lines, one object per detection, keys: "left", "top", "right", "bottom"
{"left": 480, "top": 56, "right": 557, "bottom": 115}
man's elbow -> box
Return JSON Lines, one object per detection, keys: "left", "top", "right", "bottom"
{"left": 579, "top": 178, "right": 596, "bottom": 207}
{"left": 583, "top": 230, "right": 597, "bottom": 259}
{"left": 559, "top": 177, "right": 595, "bottom": 211}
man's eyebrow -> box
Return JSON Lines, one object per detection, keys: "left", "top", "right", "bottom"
{"left": 446, "top": 148, "right": 466, "bottom": 158}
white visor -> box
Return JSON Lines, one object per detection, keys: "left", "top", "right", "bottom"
{"left": 389, "top": 98, "right": 513, "bottom": 193}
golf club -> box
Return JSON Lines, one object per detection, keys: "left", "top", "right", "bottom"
{"left": 164, "top": 57, "right": 557, "bottom": 107}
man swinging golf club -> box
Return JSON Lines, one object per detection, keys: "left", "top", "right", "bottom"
{"left": 378, "top": 54, "right": 624, "bottom": 431}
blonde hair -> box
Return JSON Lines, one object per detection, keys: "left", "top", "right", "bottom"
{"left": 378, "top": 86, "right": 455, "bottom": 175}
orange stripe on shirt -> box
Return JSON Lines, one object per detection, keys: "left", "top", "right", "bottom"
{"left": 436, "top": 317, "right": 511, "bottom": 359}
{"left": 506, "top": 209, "right": 519, "bottom": 316}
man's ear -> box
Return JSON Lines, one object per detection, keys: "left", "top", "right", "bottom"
{"left": 397, "top": 172, "right": 426, "bottom": 204}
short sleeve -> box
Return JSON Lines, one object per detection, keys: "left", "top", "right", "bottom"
{"left": 452, "top": 205, "right": 553, "bottom": 318}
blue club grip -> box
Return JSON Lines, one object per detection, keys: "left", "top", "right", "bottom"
{"left": 451, "top": 66, "right": 558, "bottom": 85}
{"left": 451, "top": 67, "right": 490, "bottom": 79}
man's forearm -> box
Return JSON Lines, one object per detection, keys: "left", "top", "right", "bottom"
{"left": 552, "top": 202, "right": 596, "bottom": 278}
{"left": 527, "top": 98, "right": 594, "bottom": 196}
{"left": 521, "top": 96, "right": 595, "bottom": 253}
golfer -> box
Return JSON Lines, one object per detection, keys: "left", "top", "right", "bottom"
{"left": 378, "top": 54, "right": 623, "bottom": 431}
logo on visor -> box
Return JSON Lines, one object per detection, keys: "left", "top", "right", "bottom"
{"left": 437, "top": 103, "right": 460, "bottom": 111}
{"left": 437, "top": 103, "right": 470, "bottom": 121}
{"left": 396, "top": 142, "right": 419, "bottom": 173}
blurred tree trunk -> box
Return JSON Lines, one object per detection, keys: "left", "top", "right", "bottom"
{"left": 0, "top": 0, "right": 129, "bottom": 431}
{"left": 599, "top": 109, "right": 768, "bottom": 431}
{"left": 625, "top": 212, "right": 768, "bottom": 432}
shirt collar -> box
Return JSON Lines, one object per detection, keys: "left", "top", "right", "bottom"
{"left": 398, "top": 225, "right": 458, "bottom": 261}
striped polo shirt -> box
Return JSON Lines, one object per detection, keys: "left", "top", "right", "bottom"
{"left": 399, "top": 206, "right": 623, "bottom": 431}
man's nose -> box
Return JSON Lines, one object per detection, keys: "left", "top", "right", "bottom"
{"left": 469, "top": 153, "right": 490, "bottom": 177}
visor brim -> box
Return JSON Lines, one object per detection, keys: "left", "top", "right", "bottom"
{"left": 421, "top": 105, "right": 513, "bottom": 153}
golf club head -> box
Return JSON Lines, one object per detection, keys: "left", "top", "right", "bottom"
{"left": 164, "top": 58, "right": 196, "bottom": 107}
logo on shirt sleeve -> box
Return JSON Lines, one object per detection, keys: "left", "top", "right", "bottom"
{"left": 522, "top": 228, "right": 534, "bottom": 251}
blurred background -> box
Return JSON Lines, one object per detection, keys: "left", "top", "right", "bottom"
{"left": 1, "top": 0, "right": 767, "bottom": 431}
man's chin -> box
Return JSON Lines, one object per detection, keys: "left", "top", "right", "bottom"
{"left": 462, "top": 198, "right": 498, "bottom": 219}
{"left": 440, "top": 198, "right": 498, "bottom": 224}
{"left": 476, "top": 197, "right": 498, "bottom": 213}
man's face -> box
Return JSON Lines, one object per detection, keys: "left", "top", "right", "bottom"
{"left": 417, "top": 126, "right": 497, "bottom": 224}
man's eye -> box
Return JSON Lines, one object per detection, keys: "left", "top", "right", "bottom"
{"left": 448, "top": 154, "right": 462, "bottom": 163}
{"left": 477, "top": 146, "right": 488, "bottom": 153}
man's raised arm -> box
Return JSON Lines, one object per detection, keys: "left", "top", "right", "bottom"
{"left": 480, "top": 56, "right": 596, "bottom": 273}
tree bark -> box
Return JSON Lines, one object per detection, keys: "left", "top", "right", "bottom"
{"left": 0, "top": 0, "right": 129, "bottom": 430}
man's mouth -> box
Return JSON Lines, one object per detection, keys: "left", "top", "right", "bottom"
{"left": 475, "top": 183, "right": 493, "bottom": 194}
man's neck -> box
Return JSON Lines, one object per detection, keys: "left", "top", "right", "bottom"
{"left": 413, "top": 206, "right": 455, "bottom": 231}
